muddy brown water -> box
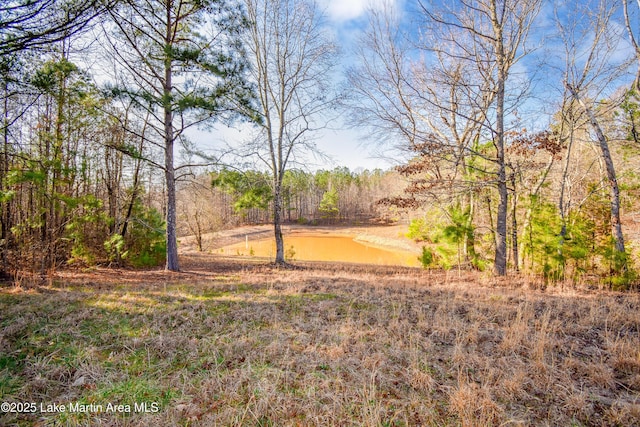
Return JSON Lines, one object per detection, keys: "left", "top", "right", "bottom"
{"left": 217, "top": 234, "right": 421, "bottom": 267}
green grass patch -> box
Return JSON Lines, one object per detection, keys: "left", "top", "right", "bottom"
{"left": 234, "top": 283, "right": 266, "bottom": 294}
{"left": 284, "top": 292, "right": 338, "bottom": 302}
{"left": 0, "top": 362, "right": 23, "bottom": 397}
{"left": 91, "top": 378, "right": 175, "bottom": 406}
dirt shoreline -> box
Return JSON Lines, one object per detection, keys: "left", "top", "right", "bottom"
{"left": 178, "top": 223, "right": 423, "bottom": 255}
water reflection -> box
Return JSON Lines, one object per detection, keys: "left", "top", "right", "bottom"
{"left": 218, "top": 234, "right": 420, "bottom": 267}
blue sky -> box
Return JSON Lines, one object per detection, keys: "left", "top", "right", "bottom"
{"left": 191, "top": 0, "right": 403, "bottom": 172}
{"left": 190, "top": 0, "right": 638, "bottom": 172}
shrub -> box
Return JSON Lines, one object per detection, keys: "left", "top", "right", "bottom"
{"left": 285, "top": 245, "right": 296, "bottom": 261}
{"left": 120, "top": 202, "right": 166, "bottom": 268}
{"left": 66, "top": 195, "right": 109, "bottom": 266}
{"left": 407, "top": 218, "right": 430, "bottom": 241}
{"left": 104, "top": 233, "right": 127, "bottom": 263}
{"left": 418, "top": 247, "right": 436, "bottom": 269}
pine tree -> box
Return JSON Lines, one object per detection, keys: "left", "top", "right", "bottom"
{"left": 105, "top": 0, "right": 256, "bottom": 271}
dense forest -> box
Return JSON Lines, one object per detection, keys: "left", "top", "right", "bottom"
{"left": 1, "top": 0, "right": 640, "bottom": 288}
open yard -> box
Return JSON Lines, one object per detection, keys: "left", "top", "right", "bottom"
{"left": 1, "top": 255, "right": 640, "bottom": 426}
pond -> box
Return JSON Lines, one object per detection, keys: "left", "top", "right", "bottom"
{"left": 218, "top": 233, "right": 421, "bottom": 267}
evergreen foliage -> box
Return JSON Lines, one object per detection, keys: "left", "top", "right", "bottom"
{"left": 211, "top": 169, "right": 272, "bottom": 213}
{"left": 418, "top": 246, "right": 436, "bottom": 269}
{"left": 319, "top": 189, "right": 339, "bottom": 220}
{"left": 409, "top": 206, "right": 486, "bottom": 271}
{"left": 122, "top": 203, "right": 166, "bottom": 268}
{"left": 407, "top": 218, "right": 430, "bottom": 242}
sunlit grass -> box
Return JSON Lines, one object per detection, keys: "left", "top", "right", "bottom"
{"left": 1, "top": 260, "right": 639, "bottom": 426}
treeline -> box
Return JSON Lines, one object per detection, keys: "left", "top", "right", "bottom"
{"left": 0, "top": 0, "right": 257, "bottom": 276}
{"left": 347, "top": 0, "right": 640, "bottom": 286}
{"left": 394, "top": 127, "right": 640, "bottom": 288}
{"left": 0, "top": 55, "right": 167, "bottom": 275}
{"left": 177, "top": 167, "right": 402, "bottom": 250}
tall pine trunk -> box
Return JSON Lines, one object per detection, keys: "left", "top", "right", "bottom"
{"left": 164, "top": 8, "right": 178, "bottom": 272}
{"left": 0, "top": 81, "right": 10, "bottom": 278}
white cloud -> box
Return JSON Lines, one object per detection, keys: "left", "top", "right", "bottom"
{"left": 319, "top": 0, "right": 398, "bottom": 22}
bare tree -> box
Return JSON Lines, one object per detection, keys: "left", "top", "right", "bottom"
{"left": 558, "top": 0, "right": 632, "bottom": 268}
{"left": 349, "top": 0, "right": 542, "bottom": 275}
{"left": 623, "top": 0, "right": 640, "bottom": 89}
{"left": 622, "top": 0, "right": 640, "bottom": 146}
{"left": 349, "top": 6, "right": 490, "bottom": 267}
{"left": 243, "top": 0, "right": 337, "bottom": 265}
{"left": 424, "top": 0, "right": 543, "bottom": 276}
{"left": 177, "top": 176, "right": 224, "bottom": 252}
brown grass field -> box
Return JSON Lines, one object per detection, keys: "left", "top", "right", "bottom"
{"left": 1, "top": 252, "right": 640, "bottom": 426}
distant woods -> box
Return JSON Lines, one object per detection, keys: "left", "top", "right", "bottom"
{"left": 180, "top": 167, "right": 401, "bottom": 250}
{"left": 2, "top": 0, "right": 640, "bottom": 288}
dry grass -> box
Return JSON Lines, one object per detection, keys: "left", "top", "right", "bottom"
{"left": 1, "top": 255, "right": 639, "bottom": 426}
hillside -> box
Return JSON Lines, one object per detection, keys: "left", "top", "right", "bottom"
{"left": 1, "top": 255, "right": 639, "bottom": 426}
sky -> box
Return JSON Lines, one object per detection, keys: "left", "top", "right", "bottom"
{"left": 187, "top": 0, "right": 638, "bottom": 172}
{"left": 189, "top": 0, "right": 403, "bottom": 173}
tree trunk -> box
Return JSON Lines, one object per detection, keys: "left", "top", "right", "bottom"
{"left": 494, "top": 78, "right": 508, "bottom": 276}
{"left": 463, "top": 190, "right": 472, "bottom": 261}
{"left": 1, "top": 82, "right": 10, "bottom": 277}
{"left": 164, "top": 10, "right": 179, "bottom": 272}
{"left": 194, "top": 211, "right": 203, "bottom": 252}
{"left": 274, "top": 179, "right": 285, "bottom": 265}
{"left": 511, "top": 171, "right": 519, "bottom": 272}
{"left": 164, "top": 122, "right": 179, "bottom": 271}
{"left": 120, "top": 157, "right": 141, "bottom": 240}
{"left": 491, "top": 1, "right": 509, "bottom": 277}
{"left": 568, "top": 84, "right": 626, "bottom": 265}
